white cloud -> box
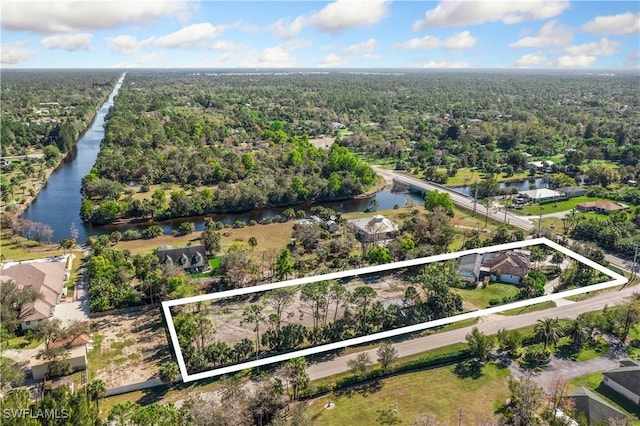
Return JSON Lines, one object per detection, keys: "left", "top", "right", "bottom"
{"left": 552, "top": 55, "right": 597, "bottom": 68}
{"left": 1, "top": 40, "right": 35, "bottom": 64}
{"left": 319, "top": 54, "right": 347, "bottom": 67}
{"left": 564, "top": 38, "right": 620, "bottom": 56}
{"left": 413, "top": 0, "right": 570, "bottom": 30}
{"left": 513, "top": 52, "right": 547, "bottom": 67}
{"left": 155, "top": 23, "right": 224, "bottom": 48}
{"left": 254, "top": 46, "right": 299, "bottom": 67}
{"left": 419, "top": 60, "right": 471, "bottom": 68}
{"left": 395, "top": 31, "right": 477, "bottom": 50}
{"left": 203, "top": 40, "right": 245, "bottom": 52}
{"left": 509, "top": 20, "right": 573, "bottom": 47}
{"left": 1, "top": 0, "right": 192, "bottom": 34}
{"left": 309, "top": 0, "right": 390, "bottom": 34}
{"left": 269, "top": 16, "right": 306, "bottom": 39}
{"left": 344, "top": 38, "right": 377, "bottom": 54}
{"left": 41, "top": 33, "right": 92, "bottom": 51}
{"left": 106, "top": 35, "right": 154, "bottom": 55}
{"left": 582, "top": 12, "right": 640, "bottom": 36}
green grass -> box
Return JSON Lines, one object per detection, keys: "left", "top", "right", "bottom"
{"left": 570, "top": 372, "right": 640, "bottom": 419}
{"left": 190, "top": 256, "right": 223, "bottom": 278}
{"left": 453, "top": 283, "right": 520, "bottom": 309}
{"left": 1, "top": 335, "right": 43, "bottom": 350}
{"left": 443, "top": 168, "right": 533, "bottom": 187}
{"left": 498, "top": 301, "right": 556, "bottom": 316}
{"left": 516, "top": 197, "right": 612, "bottom": 216}
{"left": 308, "top": 363, "right": 510, "bottom": 425}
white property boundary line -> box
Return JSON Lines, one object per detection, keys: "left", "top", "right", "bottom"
{"left": 162, "top": 238, "right": 627, "bottom": 383}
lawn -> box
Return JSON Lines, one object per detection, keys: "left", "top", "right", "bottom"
{"left": 498, "top": 301, "right": 557, "bottom": 316}
{"left": 516, "top": 197, "right": 609, "bottom": 216}
{"left": 453, "top": 283, "right": 520, "bottom": 309}
{"left": 0, "top": 230, "right": 64, "bottom": 261}
{"left": 308, "top": 363, "right": 510, "bottom": 425}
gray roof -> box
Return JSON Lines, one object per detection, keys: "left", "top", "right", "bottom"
{"left": 603, "top": 365, "right": 640, "bottom": 396}
{"left": 569, "top": 387, "right": 627, "bottom": 425}
{"left": 458, "top": 254, "right": 482, "bottom": 279}
{"left": 157, "top": 245, "right": 208, "bottom": 270}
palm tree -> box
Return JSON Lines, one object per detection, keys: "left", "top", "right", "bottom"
{"left": 242, "top": 304, "right": 265, "bottom": 359}
{"left": 87, "top": 379, "right": 107, "bottom": 411}
{"left": 534, "top": 317, "right": 562, "bottom": 350}
{"left": 566, "top": 318, "right": 589, "bottom": 349}
{"left": 286, "top": 357, "right": 309, "bottom": 401}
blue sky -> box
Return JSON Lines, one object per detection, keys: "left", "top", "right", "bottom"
{"left": 1, "top": 0, "right": 638, "bottom": 69}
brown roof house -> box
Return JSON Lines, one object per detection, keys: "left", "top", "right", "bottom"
{"left": 480, "top": 249, "right": 531, "bottom": 284}
{"left": 31, "top": 334, "right": 90, "bottom": 381}
{"left": 0, "top": 257, "right": 69, "bottom": 331}
{"left": 157, "top": 245, "right": 209, "bottom": 273}
{"left": 576, "top": 201, "right": 630, "bottom": 215}
{"left": 602, "top": 361, "right": 640, "bottom": 406}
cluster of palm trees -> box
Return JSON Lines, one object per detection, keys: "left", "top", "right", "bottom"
{"left": 534, "top": 317, "right": 590, "bottom": 352}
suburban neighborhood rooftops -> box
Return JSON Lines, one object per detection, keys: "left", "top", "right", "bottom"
{"left": 347, "top": 215, "right": 399, "bottom": 235}
{"left": 0, "top": 259, "right": 67, "bottom": 322}
{"left": 481, "top": 249, "right": 530, "bottom": 277}
{"left": 569, "top": 386, "right": 628, "bottom": 425}
{"left": 48, "top": 334, "right": 91, "bottom": 350}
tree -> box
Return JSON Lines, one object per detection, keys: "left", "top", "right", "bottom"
{"left": 266, "top": 287, "right": 295, "bottom": 331}
{"left": 0, "top": 279, "right": 41, "bottom": 335}
{"left": 502, "top": 377, "right": 544, "bottom": 425}
{"left": 351, "top": 285, "right": 377, "bottom": 332}
{"left": 566, "top": 318, "right": 589, "bottom": 349}
{"left": 613, "top": 295, "right": 640, "bottom": 344}
{"left": 367, "top": 246, "right": 392, "bottom": 264}
{"left": 347, "top": 352, "right": 372, "bottom": 378}
{"left": 329, "top": 280, "right": 348, "bottom": 323}
{"left": 159, "top": 362, "right": 180, "bottom": 386}
{"left": 534, "top": 317, "right": 562, "bottom": 350}
{"left": 201, "top": 229, "right": 221, "bottom": 255}
{"left": 243, "top": 304, "right": 265, "bottom": 358}
{"left": 248, "top": 236, "right": 258, "bottom": 250}
{"left": 60, "top": 238, "right": 74, "bottom": 255}
{"left": 376, "top": 342, "right": 398, "bottom": 373}
{"left": 87, "top": 379, "right": 107, "bottom": 410}
{"left": 424, "top": 190, "right": 454, "bottom": 215}
{"left": 275, "top": 248, "right": 293, "bottom": 280}
{"left": 465, "top": 327, "right": 494, "bottom": 362}
{"left": 0, "top": 357, "right": 25, "bottom": 391}
{"left": 178, "top": 221, "right": 195, "bottom": 236}
{"left": 219, "top": 242, "right": 257, "bottom": 288}
{"left": 480, "top": 197, "right": 493, "bottom": 227}
{"left": 286, "top": 357, "right": 310, "bottom": 401}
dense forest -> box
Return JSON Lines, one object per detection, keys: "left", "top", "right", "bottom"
{"left": 0, "top": 70, "right": 120, "bottom": 156}
{"left": 79, "top": 70, "right": 639, "bottom": 226}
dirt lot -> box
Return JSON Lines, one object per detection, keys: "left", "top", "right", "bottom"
{"left": 89, "top": 309, "right": 170, "bottom": 388}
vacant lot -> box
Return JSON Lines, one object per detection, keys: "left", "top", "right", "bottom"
{"left": 89, "top": 309, "right": 170, "bottom": 388}
{"left": 308, "top": 362, "right": 510, "bottom": 425}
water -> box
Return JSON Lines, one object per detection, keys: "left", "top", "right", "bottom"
{"left": 95, "top": 189, "right": 425, "bottom": 238}
{"left": 21, "top": 73, "right": 126, "bottom": 242}
{"left": 21, "top": 70, "right": 424, "bottom": 242}
{"left": 450, "top": 177, "right": 548, "bottom": 196}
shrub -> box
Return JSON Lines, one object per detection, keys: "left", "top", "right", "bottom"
{"left": 122, "top": 229, "right": 141, "bottom": 241}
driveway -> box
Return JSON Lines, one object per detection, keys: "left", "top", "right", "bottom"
{"left": 508, "top": 347, "right": 627, "bottom": 391}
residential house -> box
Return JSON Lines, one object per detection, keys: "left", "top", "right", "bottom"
{"left": 526, "top": 160, "right": 554, "bottom": 171}
{"left": 0, "top": 257, "right": 69, "bottom": 330}
{"left": 518, "top": 188, "right": 565, "bottom": 203}
{"left": 556, "top": 186, "right": 587, "bottom": 198}
{"left": 31, "top": 334, "right": 90, "bottom": 380}
{"left": 346, "top": 215, "right": 399, "bottom": 244}
{"left": 157, "top": 246, "right": 209, "bottom": 273}
{"left": 566, "top": 386, "right": 628, "bottom": 425}
{"left": 602, "top": 361, "right": 640, "bottom": 406}
{"left": 457, "top": 253, "right": 484, "bottom": 283}
{"left": 480, "top": 249, "right": 531, "bottom": 284}
{"left": 576, "top": 201, "right": 630, "bottom": 215}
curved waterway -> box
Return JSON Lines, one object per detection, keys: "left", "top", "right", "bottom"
{"left": 21, "top": 73, "right": 126, "bottom": 242}
{"left": 21, "top": 72, "right": 424, "bottom": 243}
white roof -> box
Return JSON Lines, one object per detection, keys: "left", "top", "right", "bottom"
{"left": 518, "top": 188, "right": 563, "bottom": 200}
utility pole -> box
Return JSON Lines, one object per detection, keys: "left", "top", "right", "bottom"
{"left": 632, "top": 244, "right": 639, "bottom": 280}
{"left": 537, "top": 205, "right": 543, "bottom": 238}
{"left": 473, "top": 184, "right": 478, "bottom": 214}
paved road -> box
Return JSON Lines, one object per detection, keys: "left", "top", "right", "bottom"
{"left": 374, "top": 168, "right": 633, "bottom": 273}
{"left": 306, "top": 282, "right": 639, "bottom": 381}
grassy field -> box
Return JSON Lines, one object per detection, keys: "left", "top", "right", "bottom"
{"left": 1, "top": 229, "right": 65, "bottom": 261}
{"left": 516, "top": 197, "right": 607, "bottom": 216}
{"left": 498, "top": 301, "right": 557, "bottom": 316}
{"left": 453, "top": 283, "right": 520, "bottom": 309}
{"left": 308, "top": 362, "right": 510, "bottom": 425}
